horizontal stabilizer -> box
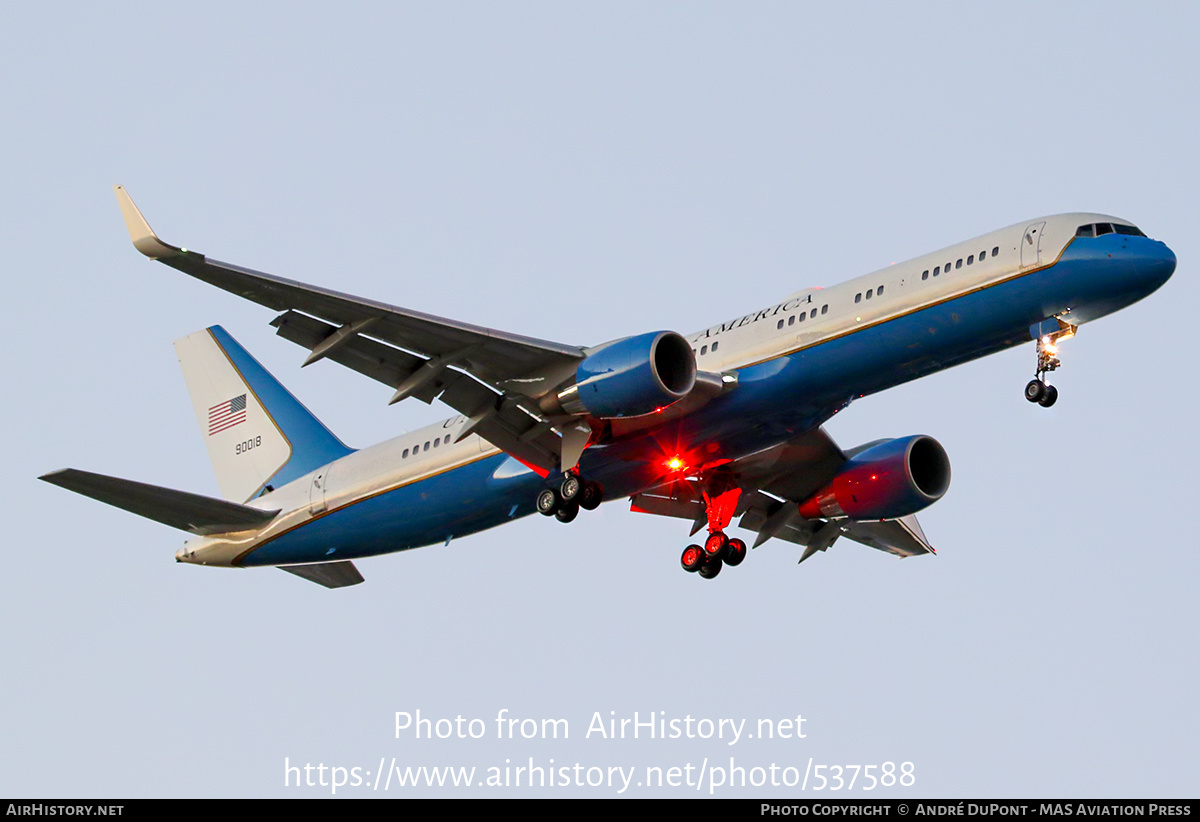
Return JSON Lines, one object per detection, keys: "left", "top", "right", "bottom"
{"left": 39, "top": 468, "right": 279, "bottom": 536}
{"left": 279, "top": 561, "right": 365, "bottom": 588}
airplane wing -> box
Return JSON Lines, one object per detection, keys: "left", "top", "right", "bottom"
{"left": 115, "top": 186, "right": 584, "bottom": 473}
{"left": 630, "top": 426, "right": 937, "bottom": 563}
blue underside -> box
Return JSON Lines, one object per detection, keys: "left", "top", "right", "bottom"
{"left": 240, "top": 234, "right": 1174, "bottom": 567}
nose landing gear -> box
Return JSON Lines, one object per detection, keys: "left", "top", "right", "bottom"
{"left": 1024, "top": 319, "right": 1075, "bottom": 408}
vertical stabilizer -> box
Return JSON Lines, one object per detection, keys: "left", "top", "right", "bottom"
{"left": 175, "top": 326, "right": 353, "bottom": 502}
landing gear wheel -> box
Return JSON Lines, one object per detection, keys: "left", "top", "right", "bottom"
{"left": 698, "top": 558, "right": 723, "bottom": 579}
{"left": 704, "top": 530, "right": 729, "bottom": 559}
{"left": 724, "top": 538, "right": 747, "bottom": 567}
{"left": 1038, "top": 384, "right": 1059, "bottom": 407}
{"left": 560, "top": 475, "right": 582, "bottom": 502}
{"left": 681, "top": 544, "right": 704, "bottom": 572}
{"left": 578, "top": 481, "right": 603, "bottom": 511}
{"left": 554, "top": 501, "right": 580, "bottom": 523}
{"left": 536, "top": 488, "right": 560, "bottom": 516}
{"left": 1024, "top": 379, "right": 1045, "bottom": 403}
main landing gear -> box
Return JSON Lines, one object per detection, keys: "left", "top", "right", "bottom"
{"left": 680, "top": 534, "right": 746, "bottom": 579}
{"left": 680, "top": 477, "right": 748, "bottom": 581}
{"left": 1024, "top": 321, "right": 1075, "bottom": 408}
{"left": 536, "top": 473, "right": 603, "bottom": 524}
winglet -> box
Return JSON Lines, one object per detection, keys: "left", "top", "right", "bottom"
{"left": 113, "top": 185, "right": 183, "bottom": 259}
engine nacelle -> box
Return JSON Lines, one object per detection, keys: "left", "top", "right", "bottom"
{"left": 548, "top": 331, "right": 697, "bottom": 418}
{"left": 798, "top": 435, "right": 951, "bottom": 521}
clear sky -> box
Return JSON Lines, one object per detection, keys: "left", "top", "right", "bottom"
{"left": 3, "top": 2, "right": 1197, "bottom": 798}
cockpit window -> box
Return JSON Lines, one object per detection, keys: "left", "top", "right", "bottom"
{"left": 1078, "top": 222, "right": 1147, "bottom": 238}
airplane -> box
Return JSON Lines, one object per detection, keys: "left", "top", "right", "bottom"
{"left": 39, "top": 187, "right": 1176, "bottom": 588}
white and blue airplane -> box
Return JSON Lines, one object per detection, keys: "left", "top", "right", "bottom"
{"left": 40, "top": 188, "right": 1176, "bottom": 587}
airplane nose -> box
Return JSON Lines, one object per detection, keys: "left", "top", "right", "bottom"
{"left": 1135, "top": 239, "right": 1177, "bottom": 299}
{"left": 1152, "top": 241, "right": 1177, "bottom": 287}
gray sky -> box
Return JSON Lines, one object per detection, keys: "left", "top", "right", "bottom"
{"left": 3, "top": 2, "right": 1197, "bottom": 797}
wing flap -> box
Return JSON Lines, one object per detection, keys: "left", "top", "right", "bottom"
{"left": 630, "top": 492, "right": 705, "bottom": 521}
{"left": 39, "top": 468, "right": 279, "bottom": 536}
{"left": 271, "top": 310, "right": 441, "bottom": 402}
{"left": 839, "top": 515, "right": 935, "bottom": 558}
{"left": 741, "top": 504, "right": 934, "bottom": 558}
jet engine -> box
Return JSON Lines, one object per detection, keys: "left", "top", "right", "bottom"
{"left": 798, "top": 435, "right": 951, "bottom": 520}
{"left": 542, "top": 331, "right": 697, "bottom": 419}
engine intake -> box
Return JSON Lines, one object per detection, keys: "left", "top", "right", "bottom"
{"left": 548, "top": 331, "right": 697, "bottom": 418}
{"left": 798, "top": 435, "right": 951, "bottom": 521}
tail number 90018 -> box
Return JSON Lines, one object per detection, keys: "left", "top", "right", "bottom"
{"left": 236, "top": 436, "right": 262, "bottom": 455}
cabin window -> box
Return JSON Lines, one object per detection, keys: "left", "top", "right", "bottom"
{"left": 933, "top": 265, "right": 940, "bottom": 276}
{"left": 798, "top": 312, "right": 806, "bottom": 322}
{"left": 979, "top": 249, "right": 987, "bottom": 260}
{"left": 700, "top": 345, "right": 708, "bottom": 356}
{"left": 877, "top": 284, "right": 884, "bottom": 295}
{"left": 433, "top": 438, "right": 439, "bottom": 448}
{"left": 712, "top": 341, "right": 719, "bottom": 351}
{"left": 922, "top": 270, "right": 929, "bottom": 280}
{"left": 945, "top": 262, "right": 951, "bottom": 272}
{"left": 992, "top": 246, "right": 999, "bottom": 256}
{"left": 855, "top": 293, "right": 862, "bottom": 303}
{"left": 777, "top": 319, "right": 784, "bottom": 329}
{"left": 403, "top": 448, "right": 409, "bottom": 458}
{"left": 967, "top": 255, "right": 974, "bottom": 265}
{"left": 788, "top": 315, "right": 795, "bottom": 326}
{"left": 821, "top": 304, "right": 829, "bottom": 315}
{"left": 810, "top": 309, "right": 817, "bottom": 319}
{"left": 865, "top": 289, "right": 873, "bottom": 300}
{"left": 445, "top": 435, "right": 452, "bottom": 444}
{"left": 424, "top": 441, "right": 430, "bottom": 452}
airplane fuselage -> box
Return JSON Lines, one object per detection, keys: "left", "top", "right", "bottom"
{"left": 175, "top": 212, "right": 1175, "bottom": 571}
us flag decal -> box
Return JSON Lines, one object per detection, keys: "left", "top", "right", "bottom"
{"left": 208, "top": 394, "right": 247, "bottom": 435}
